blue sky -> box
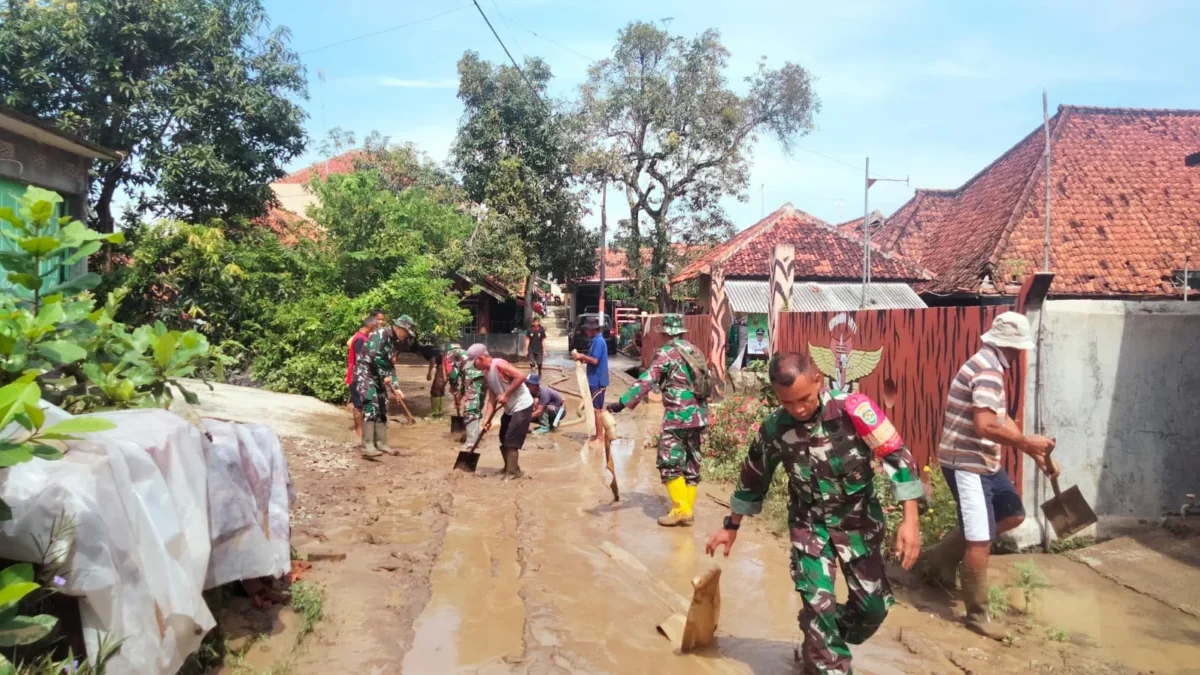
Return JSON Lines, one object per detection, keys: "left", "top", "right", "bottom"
{"left": 262, "top": 0, "right": 1200, "bottom": 230}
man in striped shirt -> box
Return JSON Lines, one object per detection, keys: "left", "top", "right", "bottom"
{"left": 927, "top": 311, "right": 1056, "bottom": 640}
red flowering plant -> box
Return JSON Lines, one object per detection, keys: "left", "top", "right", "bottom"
{"left": 700, "top": 395, "right": 773, "bottom": 481}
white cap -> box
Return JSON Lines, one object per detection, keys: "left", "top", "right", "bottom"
{"left": 982, "top": 311, "right": 1034, "bottom": 350}
{"left": 465, "top": 343, "right": 488, "bottom": 364}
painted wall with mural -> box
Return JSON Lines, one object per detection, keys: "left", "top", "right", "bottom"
{"left": 775, "top": 307, "right": 1026, "bottom": 486}
{"left": 642, "top": 314, "right": 715, "bottom": 370}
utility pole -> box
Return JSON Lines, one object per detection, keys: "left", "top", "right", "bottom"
{"left": 861, "top": 157, "right": 870, "bottom": 308}
{"left": 860, "top": 158, "right": 908, "bottom": 308}
{"left": 1043, "top": 89, "right": 1052, "bottom": 272}
{"left": 598, "top": 177, "right": 608, "bottom": 316}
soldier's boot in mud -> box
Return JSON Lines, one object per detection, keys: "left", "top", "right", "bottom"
{"left": 917, "top": 526, "right": 965, "bottom": 592}
{"left": 360, "top": 423, "right": 382, "bottom": 459}
{"left": 961, "top": 565, "right": 1008, "bottom": 641}
{"left": 506, "top": 449, "right": 525, "bottom": 480}
{"left": 682, "top": 483, "right": 697, "bottom": 525}
{"left": 657, "top": 478, "right": 692, "bottom": 527}
{"left": 374, "top": 422, "right": 398, "bottom": 456}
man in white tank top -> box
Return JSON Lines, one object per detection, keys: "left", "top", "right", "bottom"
{"left": 466, "top": 344, "right": 534, "bottom": 478}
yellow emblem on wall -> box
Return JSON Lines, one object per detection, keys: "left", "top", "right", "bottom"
{"left": 808, "top": 313, "right": 882, "bottom": 393}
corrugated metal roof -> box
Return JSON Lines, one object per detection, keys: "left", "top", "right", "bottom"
{"left": 724, "top": 280, "right": 926, "bottom": 314}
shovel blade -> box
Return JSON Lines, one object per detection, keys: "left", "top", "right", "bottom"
{"left": 1041, "top": 485, "right": 1098, "bottom": 539}
{"left": 450, "top": 415, "right": 466, "bottom": 434}
{"left": 453, "top": 451, "right": 480, "bottom": 473}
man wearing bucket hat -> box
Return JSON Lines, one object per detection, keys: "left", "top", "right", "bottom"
{"left": 607, "top": 314, "right": 710, "bottom": 526}
{"left": 923, "top": 311, "right": 1057, "bottom": 640}
{"left": 525, "top": 373, "right": 565, "bottom": 435}
{"left": 352, "top": 314, "right": 418, "bottom": 459}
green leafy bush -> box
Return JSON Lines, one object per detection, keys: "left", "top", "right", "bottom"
{"left": 875, "top": 461, "right": 958, "bottom": 550}
{"left": 109, "top": 170, "right": 477, "bottom": 403}
{"left": 0, "top": 187, "right": 228, "bottom": 412}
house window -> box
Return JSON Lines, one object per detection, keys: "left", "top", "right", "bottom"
{"left": 1172, "top": 270, "right": 1200, "bottom": 292}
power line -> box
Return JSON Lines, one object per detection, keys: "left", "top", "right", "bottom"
{"left": 490, "top": 0, "right": 528, "bottom": 62}
{"left": 470, "top": 0, "right": 552, "bottom": 113}
{"left": 508, "top": 19, "right": 597, "bottom": 62}
{"left": 791, "top": 147, "right": 911, "bottom": 186}
{"left": 299, "top": 4, "right": 471, "bottom": 55}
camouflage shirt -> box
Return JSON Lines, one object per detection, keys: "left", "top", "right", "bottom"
{"left": 619, "top": 338, "right": 708, "bottom": 430}
{"left": 352, "top": 326, "right": 396, "bottom": 387}
{"left": 461, "top": 366, "right": 487, "bottom": 418}
{"left": 730, "top": 391, "right": 924, "bottom": 561}
{"left": 446, "top": 347, "right": 469, "bottom": 394}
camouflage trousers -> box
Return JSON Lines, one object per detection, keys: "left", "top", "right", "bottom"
{"left": 656, "top": 427, "right": 703, "bottom": 485}
{"left": 791, "top": 542, "right": 893, "bottom": 675}
{"left": 357, "top": 377, "right": 389, "bottom": 423}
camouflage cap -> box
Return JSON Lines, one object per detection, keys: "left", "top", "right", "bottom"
{"left": 392, "top": 314, "right": 417, "bottom": 332}
{"left": 662, "top": 313, "right": 688, "bottom": 336}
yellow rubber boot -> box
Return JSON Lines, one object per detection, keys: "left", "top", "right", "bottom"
{"left": 658, "top": 478, "right": 692, "bottom": 527}
{"left": 683, "top": 484, "right": 697, "bottom": 522}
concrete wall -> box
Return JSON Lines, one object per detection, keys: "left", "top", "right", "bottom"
{"left": 1014, "top": 299, "right": 1200, "bottom": 546}
{"left": 269, "top": 182, "right": 317, "bottom": 217}
{"left": 0, "top": 128, "right": 89, "bottom": 199}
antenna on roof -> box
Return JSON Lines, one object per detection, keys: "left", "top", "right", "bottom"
{"left": 861, "top": 159, "right": 909, "bottom": 308}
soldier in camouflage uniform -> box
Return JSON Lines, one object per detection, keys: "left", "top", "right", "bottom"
{"left": 706, "top": 352, "right": 923, "bottom": 675}
{"left": 352, "top": 315, "right": 418, "bottom": 459}
{"left": 458, "top": 361, "right": 487, "bottom": 448}
{"left": 607, "top": 314, "right": 708, "bottom": 527}
{"left": 445, "top": 343, "right": 468, "bottom": 434}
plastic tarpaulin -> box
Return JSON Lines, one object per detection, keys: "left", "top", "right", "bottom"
{"left": 0, "top": 406, "right": 294, "bottom": 674}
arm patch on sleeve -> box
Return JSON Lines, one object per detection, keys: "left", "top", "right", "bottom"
{"left": 844, "top": 393, "right": 905, "bottom": 459}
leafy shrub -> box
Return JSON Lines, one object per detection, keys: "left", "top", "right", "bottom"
{"left": 0, "top": 187, "right": 228, "bottom": 412}
{"left": 700, "top": 395, "right": 772, "bottom": 482}
{"left": 109, "top": 173, "right": 477, "bottom": 403}
{"left": 698, "top": 395, "right": 788, "bottom": 532}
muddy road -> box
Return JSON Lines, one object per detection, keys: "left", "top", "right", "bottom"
{"left": 224, "top": 364, "right": 1200, "bottom": 674}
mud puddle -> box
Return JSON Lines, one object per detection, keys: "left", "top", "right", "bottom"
{"left": 213, "top": 363, "right": 1200, "bottom": 674}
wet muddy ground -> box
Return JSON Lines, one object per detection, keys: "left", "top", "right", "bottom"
{"left": 214, "top": 363, "right": 1200, "bottom": 674}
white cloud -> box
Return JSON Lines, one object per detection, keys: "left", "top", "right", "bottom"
{"left": 375, "top": 77, "right": 458, "bottom": 89}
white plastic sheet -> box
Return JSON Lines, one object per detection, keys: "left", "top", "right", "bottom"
{"left": 0, "top": 406, "right": 294, "bottom": 674}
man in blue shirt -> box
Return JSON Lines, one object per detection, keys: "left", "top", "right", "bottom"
{"left": 572, "top": 315, "right": 609, "bottom": 443}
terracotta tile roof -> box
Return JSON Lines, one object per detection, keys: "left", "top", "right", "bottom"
{"left": 578, "top": 245, "right": 700, "bottom": 283}
{"left": 274, "top": 150, "right": 364, "bottom": 185}
{"left": 252, "top": 206, "right": 323, "bottom": 246}
{"left": 673, "top": 204, "right": 929, "bottom": 283}
{"left": 860, "top": 105, "right": 1200, "bottom": 296}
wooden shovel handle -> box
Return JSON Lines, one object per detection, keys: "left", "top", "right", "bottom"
{"left": 470, "top": 407, "right": 503, "bottom": 452}
{"left": 1044, "top": 445, "right": 1063, "bottom": 497}
{"left": 397, "top": 396, "right": 416, "bottom": 423}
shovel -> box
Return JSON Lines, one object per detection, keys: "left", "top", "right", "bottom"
{"left": 450, "top": 399, "right": 466, "bottom": 434}
{"left": 453, "top": 407, "right": 500, "bottom": 473}
{"left": 1040, "top": 450, "right": 1098, "bottom": 539}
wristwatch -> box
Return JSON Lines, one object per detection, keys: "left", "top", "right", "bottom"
{"left": 723, "top": 515, "right": 740, "bottom": 531}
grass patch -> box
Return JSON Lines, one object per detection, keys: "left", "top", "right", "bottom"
{"left": 1009, "top": 560, "right": 1050, "bottom": 614}
{"left": 987, "top": 584, "right": 1010, "bottom": 619}
{"left": 1046, "top": 627, "right": 1070, "bottom": 643}
{"left": 290, "top": 581, "right": 325, "bottom": 642}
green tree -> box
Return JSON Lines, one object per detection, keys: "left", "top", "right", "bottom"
{"left": 0, "top": 0, "right": 308, "bottom": 232}
{"left": 452, "top": 51, "right": 595, "bottom": 320}
{"left": 580, "top": 21, "right": 819, "bottom": 308}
